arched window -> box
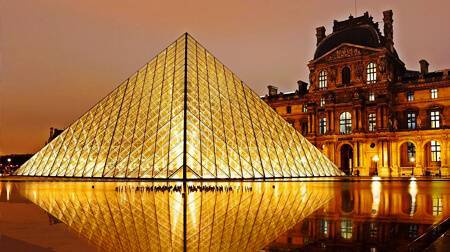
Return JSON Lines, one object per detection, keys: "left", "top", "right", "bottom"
{"left": 319, "top": 70, "right": 327, "bottom": 89}
{"left": 367, "top": 62, "right": 377, "bottom": 84}
{"left": 340, "top": 112, "right": 352, "bottom": 134}
{"left": 342, "top": 67, "right": 351, "bottom": 85}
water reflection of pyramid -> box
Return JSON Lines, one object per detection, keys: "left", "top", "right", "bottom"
{"left": 19, "top": 182, "right": 334, "bottom": 251}
{"left": 16, "top": 33, "right": 342, "bottom": 179}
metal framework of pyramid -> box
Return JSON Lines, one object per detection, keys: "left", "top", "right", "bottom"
{"left": 16, "top": 33, "right": 342, "bottom": 179}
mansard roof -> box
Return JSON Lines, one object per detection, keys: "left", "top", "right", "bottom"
{"left": 314, "top": 12, "right": 384, "bottom": 59}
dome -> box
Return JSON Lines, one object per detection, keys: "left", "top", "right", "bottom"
{"left": 314, "top": 25, "right": 382, "bottom": 59}
{"left": 313, "top": 13, "right": 384, "bottom": 59}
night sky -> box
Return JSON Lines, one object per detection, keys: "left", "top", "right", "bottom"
{"left": 1, "top": 0, "right": 449, "bottom": 154}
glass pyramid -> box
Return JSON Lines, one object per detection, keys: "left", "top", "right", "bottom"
{"left": 18, "top": 181, "right": 335, "bottom": 251}
{"left": 15, "top": 33, "right": 343, "bottom": 179}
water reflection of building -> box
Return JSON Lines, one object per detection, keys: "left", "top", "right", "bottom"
{"left": 263, "top": 10, "right": 450, "bottom": 177}
{"left": 17, "top": 182, "right": 334, "bottom": 252}
{"left": 266, "top": 181, "right": 449, "bottom": 251}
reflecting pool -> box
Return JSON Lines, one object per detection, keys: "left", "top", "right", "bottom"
{"left": 0, "top": 180, "right": 449, "bottom": 251}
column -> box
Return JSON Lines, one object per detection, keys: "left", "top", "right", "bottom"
{"left": 376, "top": 106, "right": 382, "bottom": 131}
{"left": 357, "top": 109, "right": 363, "bottom": 130}
{"left": 391, "top": 141, "right": 400, "bottom": 177}
{"left": 379, "top": 141, "right": 390, "bottom": 177}
{"left": 414, "top": 141, "right": 424, "bottom": 176}
{"left": 352, "top": 109, "right": 358, "bottom": 132}
{"left": 441, "top": 140, "right": 449, "bottom": 176}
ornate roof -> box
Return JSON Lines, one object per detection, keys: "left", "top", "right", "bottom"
{"left": 314, "top": 12, "right": 384, "bottom": 59}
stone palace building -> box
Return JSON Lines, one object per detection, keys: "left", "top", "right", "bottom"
{"left": 263, "top": 10, "right": 450, "bottom": 177}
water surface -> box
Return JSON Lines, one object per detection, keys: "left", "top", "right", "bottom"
{"left": 0, "top": 180, "right": 448, "bottom": 251}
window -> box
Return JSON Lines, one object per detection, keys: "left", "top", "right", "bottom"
{"left": 407, "top": 142, "right": 416, "bottom": 160}
{"left": 407, "top": 112, "right": 416, "bottom": 129}
{"left": 320, "top": 97, "right": 325, "bottom": 107}
{"left": 319, "top": 118, "right": 327, "bottom": 134}
{"left": 367, "top": 62, "right": 377, "bottom": 84}
{"left": 431, "top": 89, "right": 438, "bottom": 99}
{"left": 432, "top": 196, "right": 443, "bottom": 216}
{"left": 407, "top": 91, "right": 414, "bottom": 101}
{"left": 302, "top": 104, "right": 308, "bottom": 113}
{"left": 369, "top": 223, "right": 378, "bottom": 239}
{"left": 431, "top": 141, "right": 441, "bottom": 162}
{"left": 319, "top": 70, "right": 327, "bottom": 89}
{"left": 340, "top": 112, "right": 352, "bottom": 134}
{"left": 320, "top": 219, "right": 328, "bottom": 235}
{"left": 286, "top": 106, "right": 292, "bottom": 114}
{"left": 430, "top": 110, "right": 440, "bottom": 128}
{"left": 342, "top": 67, "right": 351, "bottom": 85}
{"left": 369, "top": 92, "right": 375, "bottom": 102}
{"left": 301, "top": 121, "right": 308, "bottom": 135}
{"left": 368, "top": 113, "right": 376, "bottom": 132}
{"left": 408, "top": 224, "right": 418, "bottom": 239}
{"left": 340, "top": 219, "right": 353, "bottom": 239}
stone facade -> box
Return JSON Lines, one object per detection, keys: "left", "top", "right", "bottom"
{"left": 263, "top": 11, "right": 450, "bottom": 177}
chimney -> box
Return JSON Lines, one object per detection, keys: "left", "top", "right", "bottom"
{"left": 316, "top": 26, "right": 326, "bottom": 45}
{"left": 419, "top": 59, "right": 429, "bottom": 75}
{"left": 267, "top": 85, "right": 278, "bottom": 96}
{"left": 383, "top": 10, "right": 394, "bottom": 51}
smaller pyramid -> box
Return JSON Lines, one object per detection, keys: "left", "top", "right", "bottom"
{"left": 15, "top": 33, "right": 343, "bottom": 179}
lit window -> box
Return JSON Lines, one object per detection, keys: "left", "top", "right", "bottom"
{"left": 319, "top": 118, "right": 327, "bottom": 134}
{"left": 319, "top": 70, "right": 327, "bottom": 89}
{"left": 286, "top": 106, "right": 292, "bottom": 114}
{"left": 368, "top": 113, "right": 376, "bottom": 132}
{"left": 302, "top": 104, "right": 308, "bottom": 113}
{"left": 320, "top": 219, "right": 328, "bottom": 235}
{"left": 430, "top": 111, "right": 440, "bottom": 128}
{"left": 340, "top": 112, "right": 352, "bottom": 134}
{"left": 340, "top": 219, "right": 353, "bottom": 239}
{"left": 342, "top": 67, "right": 351, "bottom": 85}
{"left": 367, "top": 62, "right": 377, "bottom": 84}
{"left": 369, "top": 223, "right": 378, "bottom": 239}
{"left": 407, "top": 142, "right": 416, "bottom": 160}
{"left": 432, "top": 196, "right": 443, "bottom": 216}
{"left": 431, "top": 89, "right": 438, "bottom": 99}
{"left": 407, "top": 112, "right": 416, "bottom": 129}
{"left": 407, "top": 91, "right": 414, "bottom": 101}
{"left": 430, "top": 141, "right": 441, "bottom": 162}
{"left": 320, "top": 97, "right": 325, "bottom": 107}
{"left": 369, "top": 92, "right": 375, "bottom": 102}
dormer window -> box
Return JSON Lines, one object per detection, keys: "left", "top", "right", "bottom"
{"left": 407, "top": 91, "right": 414, "bottom": 101}
{"left": 342, "top": 67, "right": 351, "bottom": 85}
{"left": 319, "top": 70, "right": 327, "bottom": 89}
{"left": 367, "top": 62, "right": 377, "bottom": 84}
{"left": 431, "top": 89, "right": 438, "bottom": 99}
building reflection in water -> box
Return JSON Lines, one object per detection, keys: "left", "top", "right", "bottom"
{"left": 266, "top": 181, "right": 449, "bottom": 251}
{"left": 11, "top": 181, "right": 334, "bottom": 252}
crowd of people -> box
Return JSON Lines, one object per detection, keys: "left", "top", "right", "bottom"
{"left": 114, "top": 184, "right": 254, "bottom": 193}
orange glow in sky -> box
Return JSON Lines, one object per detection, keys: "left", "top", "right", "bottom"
{"left": 1, "top": 0, "right": 449, "bottom": 154}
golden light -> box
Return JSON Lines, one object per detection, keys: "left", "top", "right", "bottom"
{"left": 372, "top": 155, "right": 379, "bottom": 162}
{"left": 14, "top": 33, "right": 341, "bottom": 180}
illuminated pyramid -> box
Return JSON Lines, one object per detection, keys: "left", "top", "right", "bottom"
{"left": 16, "top": 33, "right": 342, "bottom": 179}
